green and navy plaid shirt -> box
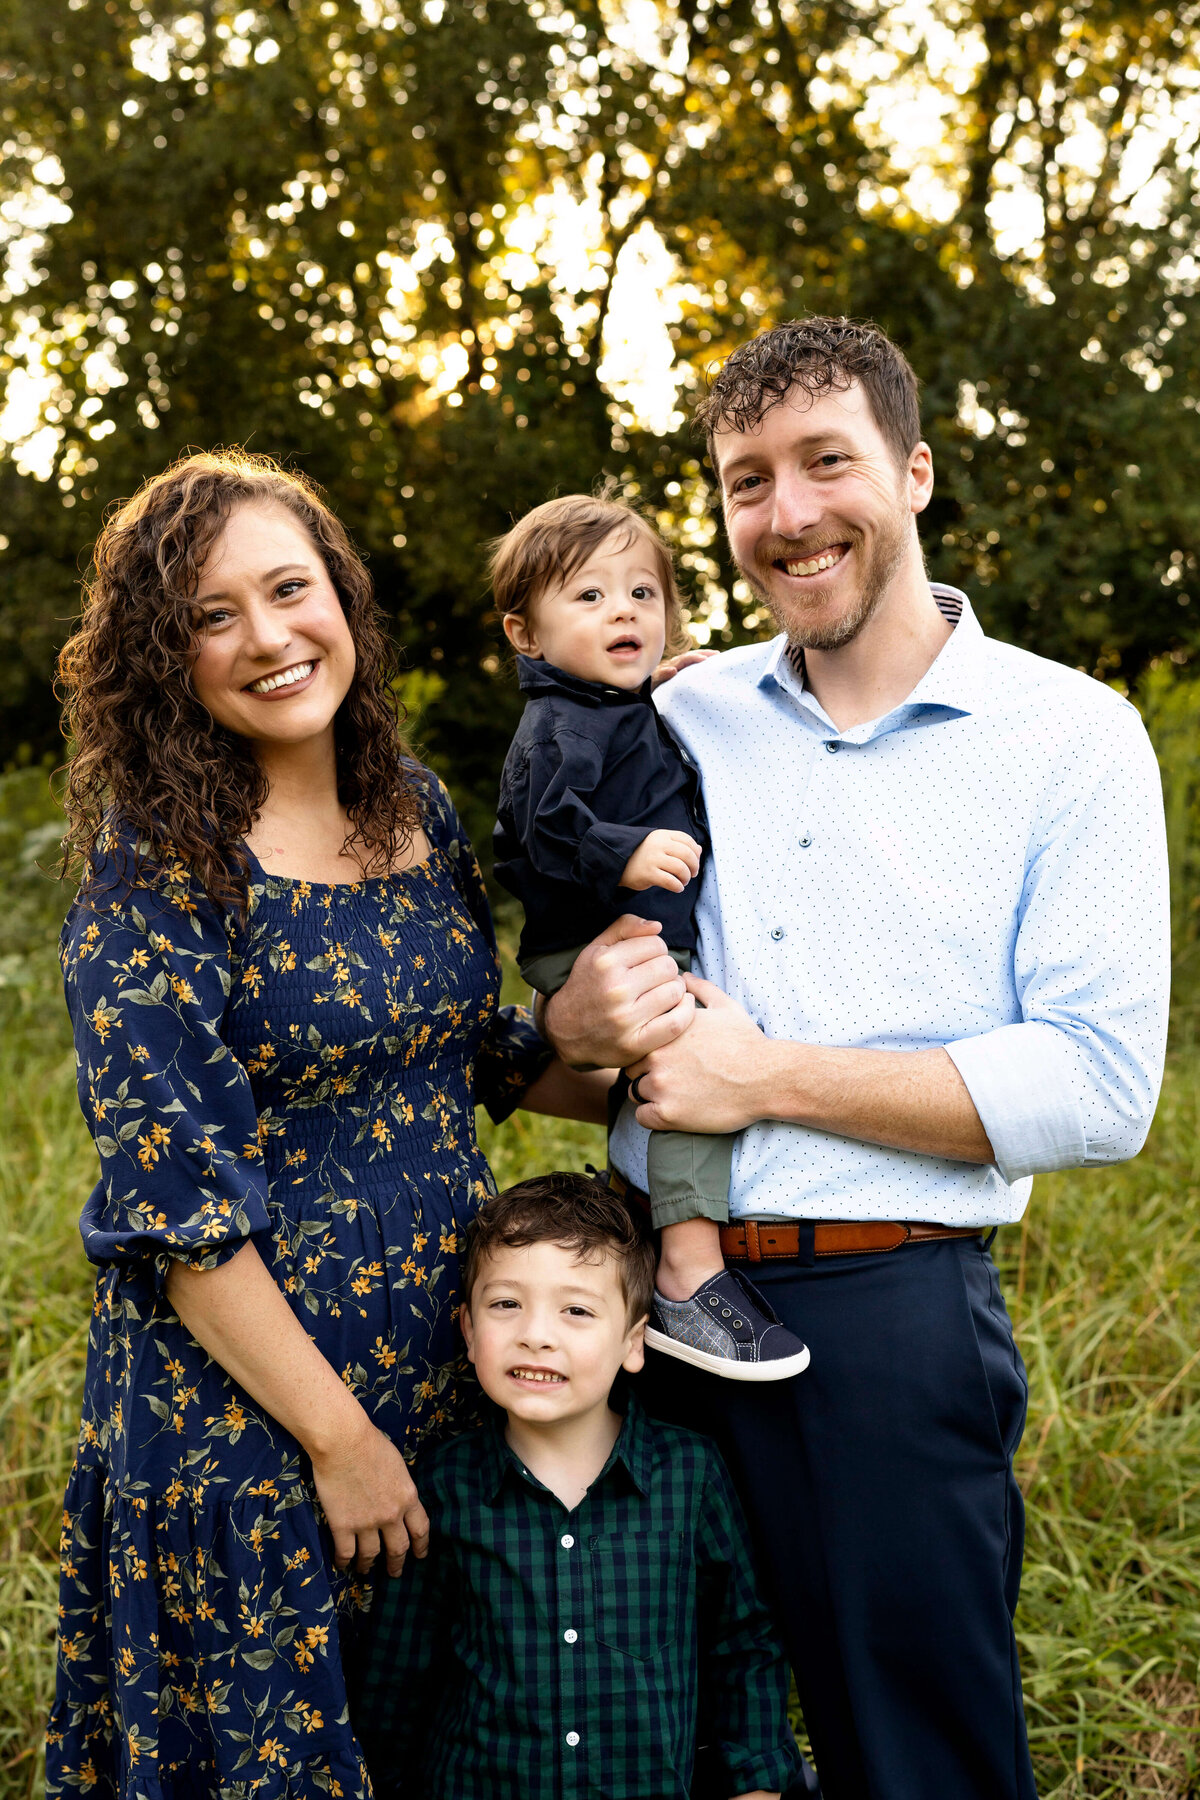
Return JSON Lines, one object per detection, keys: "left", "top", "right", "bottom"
{"left": 356, "top": 1393, "right": 800, "bottom": 1800}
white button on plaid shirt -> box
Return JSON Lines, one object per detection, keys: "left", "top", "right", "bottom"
{"left": 609, "top": 587, "right": 1170, "bottom": 1225}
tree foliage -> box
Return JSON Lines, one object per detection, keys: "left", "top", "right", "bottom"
{"left": 1, "top": 0, "right": 1198, "bottom": 838}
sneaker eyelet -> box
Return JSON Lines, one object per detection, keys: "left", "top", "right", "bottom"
{"left": 708, "top": 1296, "right": 719, "bottom": 1306}
{"left": 721, "top": 1308, "right": 731, "bottom": 1318}
{"left": 733, "top": 1319, "right": 743, "bottom": 1328}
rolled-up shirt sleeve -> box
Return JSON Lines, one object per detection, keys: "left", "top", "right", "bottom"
{"left": 946, "top": 701, "right": 1169, "bottom": 1183}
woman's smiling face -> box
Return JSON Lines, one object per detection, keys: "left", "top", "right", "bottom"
{"left": 189, "top": 501, "right": 357, "bottom": 749}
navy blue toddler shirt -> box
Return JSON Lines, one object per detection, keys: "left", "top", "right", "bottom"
{"left": 493, "top": 656, "right": 709, "bottom": 964}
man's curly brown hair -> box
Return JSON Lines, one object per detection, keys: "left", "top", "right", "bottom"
{"left": 694, "top": 316, "right": 922, "bottom": 478}
{"left": 57, "top": 448, "right": 422, "bottom": 911}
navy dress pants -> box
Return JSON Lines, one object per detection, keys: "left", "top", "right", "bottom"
{"left": 637, "top": 1236, "right": 1038, "bottom": 1800}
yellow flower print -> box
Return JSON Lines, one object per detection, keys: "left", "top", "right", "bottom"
{"left": 130, "top": 1043, "right": 150, "bottom": 1062}
{"left": 439, "top": 1229, "right": 457, "bottom": 1256}
{"left": 350, "top": 1274, "right": 372, "bottom": 1298}
{"left": 89, "top": 1000, "right": 120, "bottom": 1043}
{"left": 170, "top": 975, "right": 196, "bottom": 1002}
{"left": 241, "top": 963, "right": 263, "bottom": 998}
{"left": 259, "top": 1740, "right": 288, "bottom": 1767}
{"left": 413, "top": 1231, "right": 428, "bottom": 1252}
{"left": 371, "top": 1338, "right": 397, "bottom": 1370}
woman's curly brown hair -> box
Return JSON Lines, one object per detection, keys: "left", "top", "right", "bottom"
{"left": 58, "top": 449, "right": 422, "bottom": 911}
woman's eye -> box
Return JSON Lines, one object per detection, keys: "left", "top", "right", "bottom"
{"left": 201, "top": 609, "right": 232, "bottom": 629}
{"left": 276, "top": 579, "right": 307, "bottom": 600}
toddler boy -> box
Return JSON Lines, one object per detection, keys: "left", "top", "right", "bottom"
{"left": 490, "top": 492, "right": 808, "bottom": 1379}
{"left": 356, "top": 1174, "right": 805, "bottom": 1800}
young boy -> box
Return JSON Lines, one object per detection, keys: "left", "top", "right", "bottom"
{"left": 356, "top": 1174, "right": 805, "bottom": 1800}
{"left": 489, "top": 491, "right": 809, "bottom": 1379}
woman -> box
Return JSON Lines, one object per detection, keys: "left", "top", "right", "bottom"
{"left": 48, "top": 450, "right": 607, "bottom": 1799}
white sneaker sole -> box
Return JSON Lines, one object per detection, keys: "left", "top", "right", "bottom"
{"left": 644, "top": 1327, "right": 811, "bottom": 1381}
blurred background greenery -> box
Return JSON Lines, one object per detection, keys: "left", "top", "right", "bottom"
{"left": 2, "top": 1, "right": 1199, "bottom": 1795}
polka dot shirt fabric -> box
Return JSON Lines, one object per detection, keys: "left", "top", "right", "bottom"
{"left": 608, "top": 588, "right": 1170, "bottom": 1226}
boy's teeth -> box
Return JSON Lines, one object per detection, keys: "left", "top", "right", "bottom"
{"left": 513, "top": 1369, "right": 565, "bottom": 1383}
{"left": 250, "top": 661, "right": 314, "bottom": 694}
{"left": 784, "top": 548, "right": 845, "bottom": 577}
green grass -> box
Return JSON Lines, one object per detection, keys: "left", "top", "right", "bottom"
{"left": 0, "top": 766, "right": 1197, "bottom": 1798}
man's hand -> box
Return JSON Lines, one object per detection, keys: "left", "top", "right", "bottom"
{"left": 626, "top": 975, "right": 772, "bottom": 1133}
{"left": 619, "top": 828, "right": 703, "bottom": 893}
{"left": 541, "top": 916, "right": 695, "bottom": 1070}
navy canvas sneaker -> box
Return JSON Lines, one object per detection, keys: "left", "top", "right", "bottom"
{"left": 645, "top": 1266, "right": 811, "bottom": 1381}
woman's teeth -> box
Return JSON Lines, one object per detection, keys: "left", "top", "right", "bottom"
{"left": 511, "top": 1369, "right": 565, "bottom": 1383}
{"left": 249, "top": 661, "right": 314, "bottom": 694}
{"left": 783, "top": 548, "right": 847, "bottom": 577}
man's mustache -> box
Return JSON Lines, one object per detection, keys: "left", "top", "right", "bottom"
{"left": 751, "top": 531, "right": 857, "bottom": 567}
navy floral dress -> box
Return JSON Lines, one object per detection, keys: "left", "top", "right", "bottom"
{"left": 47, "top": 770, "right": 551, "bottom": 1800}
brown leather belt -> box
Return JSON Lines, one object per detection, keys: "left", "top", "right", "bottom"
{"left": 719, "top": 1220, "right": 983, "bottom": 1261}
{"left": 606, "top": 1172, "right": 982, "bottom": 1261}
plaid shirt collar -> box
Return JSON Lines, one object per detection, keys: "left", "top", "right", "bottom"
{"left": 478, "top": 1386, "right": 654, "bottom": 1505}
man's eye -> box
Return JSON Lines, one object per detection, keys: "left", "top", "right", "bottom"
{"left": 816, "top": 454, "right": 844, "bottom": 469}
{"left": 732, "top": 474, "right": 764, "bottom": 494}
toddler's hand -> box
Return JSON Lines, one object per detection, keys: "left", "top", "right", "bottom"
{"left": 619, "top": 829, "right": 703, "bottom": 893}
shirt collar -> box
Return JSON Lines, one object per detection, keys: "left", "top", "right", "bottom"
{"left": 760, "top": 584, "right": 991, "bottom": 739}
{"left": 481, "top": 1386, "right": 654, "bottom": 1505}
{"left": 516, "top": 654, "right": 651, "bottom": 707}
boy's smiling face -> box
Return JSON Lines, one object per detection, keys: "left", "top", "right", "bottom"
{"left": 461, "top": 1238, "right": 647, "bottom": 1427}
{"left": 501, "top": 528, "right": 667, "bottom": 690}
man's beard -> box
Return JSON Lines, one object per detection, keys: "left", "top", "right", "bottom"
{"left": 736, "top": 501, "right": 911, "bottom": 652}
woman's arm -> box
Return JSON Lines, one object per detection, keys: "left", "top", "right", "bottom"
{"left": 167, "top": 1242, "right": 429, "bottom": 1575}
{"left": 519, "top": 1058, "right": 616, "bottom": 1125}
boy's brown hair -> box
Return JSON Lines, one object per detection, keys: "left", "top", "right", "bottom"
{"left": 488, "top": 490, "right": 689, "bottom": 658}
{"left": 462, "top": 1173, "right": 656, "bottom": 1327}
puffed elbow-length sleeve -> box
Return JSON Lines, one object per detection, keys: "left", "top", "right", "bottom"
{"left": 62, "top": 837, "right": 270, "bottom": 1278}
{"left": 419, "top": 769, "right": 554, "bottom": 1122}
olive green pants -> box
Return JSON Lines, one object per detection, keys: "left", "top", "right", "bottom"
{"left": 521, "top": 944, "right": 734, "bottom": 1229}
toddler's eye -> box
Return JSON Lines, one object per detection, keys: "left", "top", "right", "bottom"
{"left": 577, "top": 586, "right": 603, "bottom": 603}
{"left": 632, "top": 585, "right": 656, "bottom": 601}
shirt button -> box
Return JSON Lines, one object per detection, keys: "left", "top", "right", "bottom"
{"left": 560, "top": 1534, "right": 575, "bottom": 1549}
{"left": 564, "top": 1628, "right": 578, "bottom": 1643}
{"left": 566, "top": 1731, "right": 581, "bottom": 1748}
{"left": 825, "top": 740, "right": 840, "bottom": 752}
{"left": 799, "top": 833, "right": 812, "bottom": 848}
{"left": 770, "top": 927, "right": 785, "bottom": 941}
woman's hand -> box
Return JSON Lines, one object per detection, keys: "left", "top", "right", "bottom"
{"left": 311, "top": 1413, "right": 430, "bottom": 1577}
{"left": 542, "top": 916, "right": 695, "bottom": 1070}
{"left": 651, "top": 648, "right": 719, "bottom": 688}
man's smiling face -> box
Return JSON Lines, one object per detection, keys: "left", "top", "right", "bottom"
{"left": 712, "top": 379, "right": 933, "bottom": 651}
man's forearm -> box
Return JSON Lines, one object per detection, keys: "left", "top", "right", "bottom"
{"left": 761, "top": 1040, "right": 994, "bottom": 1164}
{"left": 628, "top": 984, "right": 995, "bottom": 1165}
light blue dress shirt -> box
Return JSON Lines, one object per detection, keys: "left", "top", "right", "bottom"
{"left": 609, "top": 589, "right": 1170, "bottom": 1225}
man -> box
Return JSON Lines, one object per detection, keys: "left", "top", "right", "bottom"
{"left": 541, "top": 318, "right": 1169, "bottom": 1800}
